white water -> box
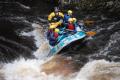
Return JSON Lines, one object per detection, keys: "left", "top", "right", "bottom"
{"left": 21, "top": 23, "right": 50, "bottom": 59}
{"left": 2, "top": 59, "right": 120, "bottom": 80}
{"left": 74, "top": 60, "right": 120, "bottom": 80}
{"left": 1, "top": 23, "right": 120, "bottom": 80}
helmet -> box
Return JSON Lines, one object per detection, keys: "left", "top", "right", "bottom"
{"left": 68, "top": 10, "right": 73, "bottom": 15}
{"left": 49, "top": 25, "right": 55, "bottom": 29}
{"left": 68, "top": 18, "right": 73, "bottom": 22}
{"left": 55, "top": 28, "right": 60, "bottom": 33}
{"left": 72, "top": 18, "right": 77, "bottom": 22}
{"left": 54, "top": 7, "right": 60, "bottom": 13}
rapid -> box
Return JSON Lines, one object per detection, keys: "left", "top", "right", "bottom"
{"left": 0, "top": 1, "right": 120, "bottom": 80}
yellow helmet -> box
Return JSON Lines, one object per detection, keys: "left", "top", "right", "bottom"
{"left": 55, "top": 28, "right": 60, "bottom": 33}
{"left": 68, "top": 18, "right": 73, "bottom": 22}
{"left": 49, "top": 25, "right": 55, "bottom": 29}
{"left": 72, "top": 18, "right": 77, "bottom": 22}
{"left": 68, "top": 10, "right": 73, "bottom": 15}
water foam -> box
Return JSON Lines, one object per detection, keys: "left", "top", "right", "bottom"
{"left": 74, "top": 60, "right": 120, "bottom": 80}
{"left": 32, "top": 23, "right": 50, "bottom": 59}
{"left": 2, "top": 58, "right": 64, "bottom": 80}
{"left": 1, "top": 22, "right": 120, "bottom": 80}
{"left": 21, "top": 23, "right": 50, "bottom": 59}
{"left": 2, "top": 59, "right": 120, "bottom": 80}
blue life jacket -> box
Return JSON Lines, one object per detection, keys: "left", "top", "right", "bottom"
{"left": 63, "top": 14, "right": 71, "bottom": 23}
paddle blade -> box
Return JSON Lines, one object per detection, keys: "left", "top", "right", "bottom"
{"left": 86, "top": 31, "right": 96, "bottom": 36}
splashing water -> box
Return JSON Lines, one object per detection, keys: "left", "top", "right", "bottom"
{"left": 21, "top": 23, "right": 50, "bottom": 59}
{"left": 74, "top": 60, "right": 120, "bottom": 80}
{"left": 2, "top": 58, "right": 64, "bottom": 80}
{"left": 1, "top": 58, "right": 120, "bottom": 80}
{"left": 31, "top": 23, "right": 50, "bottom": 59}
{"left": 1, "top": 0, "right": 120, "bottom": 79}
{"left": 0, "top": 24, "right": 120, "bottom": 80}
{"left": 1, "top": 21, "right": 120, "bottom": 80}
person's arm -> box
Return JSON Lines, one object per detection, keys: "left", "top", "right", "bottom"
{"left": 59, "top": 12, "right": 64, "bottom": 18}
{"left": 48, "top": 12, "right": 55, "bottom": 22}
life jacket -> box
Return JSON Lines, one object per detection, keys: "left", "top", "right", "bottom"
{"left": 48, "top": 12, "right": 64, "bottom": 22}
{"left": 67, "top": 23, "right": 75, "bottom": 30}
{"left": 53, "top": 13, "right": 63, "bottom": 22}
{"left": 53, "top": 32, "right": 59, "bottom": 39}
{"left": 63, "top": 14, "right": 71, "bottom": 23}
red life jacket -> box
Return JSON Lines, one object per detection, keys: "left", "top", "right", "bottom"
{"left": 67, "top": 23, "right": 75, "bottom": 30}
{"left": 54, "top": 32, "right": 59, "bottom": 39}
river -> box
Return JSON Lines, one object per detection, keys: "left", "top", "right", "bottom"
{"left": 0, "top": 1, "right": 120, "bottom": 80}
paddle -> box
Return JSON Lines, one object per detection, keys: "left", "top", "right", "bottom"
{"left": 66, "top": 28, "right": 96, "bottom": 37}
{"left": 78, "top": 20, "right": 96, "bottom": 36}
{"left": 86, "top": 31, "right": 96, "bottom": 36}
